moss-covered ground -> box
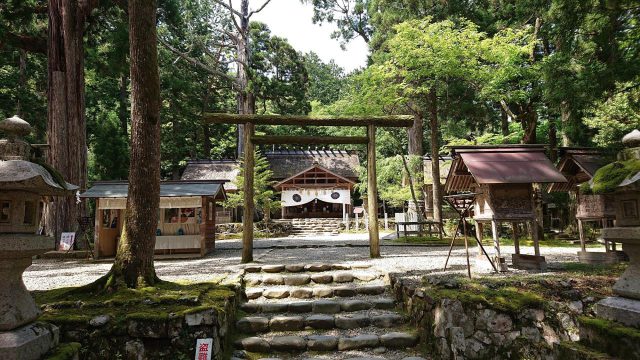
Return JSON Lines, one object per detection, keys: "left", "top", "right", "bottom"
{"left": 34, "top": 280, "right": 236, "bottom": 325}
{"left": 421, "top": 262, "right": 626, "bottom": 315}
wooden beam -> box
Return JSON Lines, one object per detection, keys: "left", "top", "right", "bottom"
{"left": 367, "top": 124, "right": 380, "bottom": 258}
{"left": 242, "top": 123, "right": 255, "bottom": 263}
{"left": 251, "top": 135, "right": 369, "bottom": 145}
{"left": 204, "top": 113, "right": 414, "bottom": 127}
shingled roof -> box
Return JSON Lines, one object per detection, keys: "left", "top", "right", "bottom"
{"left": 181, "top": 150, "right": 361, "bottom": 189}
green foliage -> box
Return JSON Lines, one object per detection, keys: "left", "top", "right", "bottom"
{"left": 303, "top": 52, "right": 346, "bottom": 105}
{"left": 225, "top": 151, "right": 276, "bottom": 219}
{"left": 584, "top": 80, "right": 640, "bottom": 149}
{"left": 44, "top": 342, "right": 82, "bottom": 360}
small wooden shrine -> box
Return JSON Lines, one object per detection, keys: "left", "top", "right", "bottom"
{"left": 445, "top": 145, "right": 567, "bottom": 270}
{"left": 549, "top": 148, "right": 620, "bottom": 264}
{"left": 81, "top": 180, "right": 225, "bottom": 258}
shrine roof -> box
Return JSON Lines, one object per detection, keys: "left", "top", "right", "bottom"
{"left": 445, "top": 146, "right": 567, "bottom": 192}
{"left": 265, "top": 150, "right": 360, "bottom": 180}
{"left": 81, "top": 180, "right": 226, "bottom": 200}
{"left": 182, "top": 160, "right": 240, "bottom": 191}
{"left": 549, "top": 148, "right": 610, "bottom": 192}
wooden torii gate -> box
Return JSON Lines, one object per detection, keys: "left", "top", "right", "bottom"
{"left": 204, "top": 114, "right": 414, "bottom": 263}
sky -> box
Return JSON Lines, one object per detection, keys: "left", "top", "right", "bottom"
{"left": 244, "top": 0, "right": 370, "bottom": 72}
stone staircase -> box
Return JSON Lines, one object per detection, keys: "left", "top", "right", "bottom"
{"left": 288, "top": 218, "right": 343, "bottom": 237}
{"left": 232, "top": 264, "right": 425, "bottom": 360}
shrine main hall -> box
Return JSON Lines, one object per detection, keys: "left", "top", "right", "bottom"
{"left": 181, "top": 150, "right": 359, "bottom": 220}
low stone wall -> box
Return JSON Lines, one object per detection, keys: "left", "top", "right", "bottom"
{"left": 43, "top": 289, "right": 241, "bottom": 360}
{"left": 389, "top": 274, "right": 589, "bottom": 360}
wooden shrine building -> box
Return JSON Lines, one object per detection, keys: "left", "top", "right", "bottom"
{"left": 548, "top": 148, "right": 621, "bottom": 264}
{"left": 445, "top": 145, "right": 567, "bottom": 270}
{"left": 182, "top": 150, "right": 359, "bottom": 220}
{"left": 81, "top": 180, "right": 226, "bottom": 259}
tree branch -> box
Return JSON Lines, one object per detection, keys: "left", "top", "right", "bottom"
{"left": 211, "top": 0, "right": 243, "bottom": 17}
{"left": 249, "top": 0, "right": 273, "bottom": 17}
{"left": 500, "top": 100, "right": 517, "bottom": 120}
{"left": 158, "top": 38, "right": 236, "bottom": 83}
{"left": 0, "top": 31, "right": 47, "bottom": 54}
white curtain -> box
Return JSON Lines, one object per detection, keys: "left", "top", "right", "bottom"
{"left": 281, "top": 189, "right": 350, "bottom": 207}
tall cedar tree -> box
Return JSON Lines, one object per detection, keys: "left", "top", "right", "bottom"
{"left": 98, "top": 0, "right": 162, "bottom": 289}
{"left": 225, "top": 151, "right": 276, "bottom": 221}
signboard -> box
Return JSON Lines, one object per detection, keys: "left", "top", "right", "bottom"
{"left": 195, "top": 338, "right": 213, "bottom": 360}
{"left": 58, "top": 232, "right": 76, "bottom": 251}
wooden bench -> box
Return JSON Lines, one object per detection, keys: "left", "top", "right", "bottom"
{"left": 395, "top": 220, "right": 444, "bottom": 239}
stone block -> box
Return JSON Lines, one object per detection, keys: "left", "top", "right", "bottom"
{"left": 311, "top": 274, "right": 333, "bottom": 284}
{"left": 185, "top": 308, "right": 216, "bottom": 326}
{"left": 357, "top": 285, "right": 386, "bottom": 295}
{"left": 306, "top": 264, "right": 332, "bottom": 272}
{"left": 380, "top": 332, "right": 418, "bottom": 348}
{"left": 127, "top": 318, "right": 167, "bottom": 338}
{"left": 263, "top": 289, "right": 290, "bottom": 299}
{"left": 288, "top": 301, "right": 313, "bottom": 313}
{"left": 305, "top": 314, "right": 335, "bottom": 329}
{"left": 313, "top": 300, "right": 341, "bottom": 314}
{"left": 269, "top": 336, "right": 306, "bottom": 351}
{"left": 334, "top": 286, "right": 357, "bottom": 297}
{"left": 290, "top": 288, "right": 313, "bottom": 299}
{"left": 245, "top": 288, "right": 263, "bottom": 300}
{"left": 284, "top": 274, "right": 311, "bottom": 286}
{"left": 338, "top": 334, "right": 379, "bottom": 350}
{"left": 269, "top": 316, "right": 304, "bottom": 331}
{"left": 335, "top": 314, "right": 370, "bottom": 329}
{"left": 511, "top": 254, "right": 547, "bottom": 271}
{"left": 285, "top": 264, "right": 305, "bottom": 272}
{"left": 307, "top": 335, "right": 338, "bottom": 350}
{"left": 0, "top": 322, "right": 59, "bottom": 360}
{"left": 596, "top": 296, "right": 640, "bottom": 328}
{"left": 312, "top": 287, "right": 334, "bottom": 298}
{"left": 261, "top": 303, "right": 289, "bottom": 313}
{"left": 334, "top": 272, "right": 355, "bottom": 283}
{"left": 340, "top": 300, "right": 370, "bottom": 312}
{"left": 237, "top": 337, "right": 270, "bottom": 352}
{"left": 236, "top": 317, "right": 269, "bottom": 333}
{"left": 372, "top": 298, "right": 396, "bottom": 310}
{"left": 371, "top": 314, "right": 403, "bottom": 328}
{"left": 262, "top": 275, "right": 285, "bottom": 285}
{"left": 262, "top": 265, "right": 285, "bottom": 273}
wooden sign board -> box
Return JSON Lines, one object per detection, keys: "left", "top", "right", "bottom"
{"left": 59, "top": 232, "right": 76, "bottom": 251}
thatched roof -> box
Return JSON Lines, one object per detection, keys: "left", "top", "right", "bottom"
{"left": 264, "top": 150, "right": 360, "bottom": 180}
{"left": 181, "top": 160, "right": 240, "bottom": 191}
{"left": 181, "top": 150, "right": 361, "bottom": 188}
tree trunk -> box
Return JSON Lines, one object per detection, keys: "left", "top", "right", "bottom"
{"left": 119, "top": 73, "right": 129, "bottom": 136}
{"left": 106, "top": 0, "right": 161, "bottom": 289}
{"left": 236, "top": 0, "right": 255, "bottom": 158}
{"left": 521, "top": 105, "right": 537, "bottom": 144}
{"left": 500, "top": 107, "right": 509, "bottom": 137}
{"left": 560, "top": 101, "right": 571, "bottom": 146}
{"left": 428, "top": 87, "right": 442, "bottom": 222}
{"left": 407, "top": 113, "right": 423, "bottom": 156}
{"left": 46, "top": 0, "right": 89, "bottom": 242}
{"left": 549, "top": 119, "right": 558, "bottom": 162}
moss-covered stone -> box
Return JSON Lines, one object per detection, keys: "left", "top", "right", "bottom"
{"left": 44, "top": 342, "right": 81, "bottom": 360}
{"left": 578, "top": 316, "right": 640, "bottom": 359}
{"left": 583, "top": 159, "right": 640, "bottom": 194}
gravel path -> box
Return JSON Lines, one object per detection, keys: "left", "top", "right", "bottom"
{"left": 25, "top": 233, "right": 583, "bottom": 291}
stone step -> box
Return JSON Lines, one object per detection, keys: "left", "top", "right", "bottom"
{"left": 245, "top": 283, "right": 387, "bottom": 301}
{"left": 244, "top": 271, "right": 383, "bottom": 287}
{"left": 240, "top": 297, "right": 396, "bottom": 314}
{"left": 231, "top": 352, "right": 426, "bottom": 360}
{"left": 236, "top": 310, "right": 406, "bottom": 334}
{"left": 243, "top": 263, "right": 370, "bottom": 274}
{"left": 234, "top": 331, "right": 420, "bottom": 353}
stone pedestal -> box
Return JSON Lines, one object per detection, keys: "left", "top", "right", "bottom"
{"left": 0, "top": 234, "right": 58, "bottom": 358}
{"left": 595, "top": 229, "right": 640, "bottom": 327}
{"left": 512, "top": 254, "right": 547, "bottom": 271}
{"left": 0, "top": 322, "right": 59, "bottom": 360}
{"left": 577, "top": 250, "right": 620, "bottom": 265}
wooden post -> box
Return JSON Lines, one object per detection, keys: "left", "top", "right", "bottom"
{"left": 367, "top": 124, "right": 380, "bottom": 258}
{"left": 578, "top": 219, "right": 586, "bottom": 252}
{"left": 476, "top": 222, "right": 484, "bottom": 256}
{"left": 94, "top": 199, "right": 101, "bottom": 259}
{"left": 384, "top": 213, "right": 388, "bottom": 231}
{"left": 242, "top": 122, "right": 255, "bottom": 263}
{"left": 355, "top": 213, "right": 359, "bottom": 231}
{"left": 512, "top": 222, "right": 520, "bottom": 254}
{"left": 532, "top": 219, "right": 541, "bottom": 256}
{"left": 491, "top": 220, "right": 501, "bottom": 258}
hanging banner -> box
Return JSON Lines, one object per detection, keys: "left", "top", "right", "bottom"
{"left": 281, "top": 189, "right": 350, "bottom": 207}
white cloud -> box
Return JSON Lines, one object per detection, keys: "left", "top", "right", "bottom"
{"left": 232, "top": 0, "right": 369, "bottom": 72}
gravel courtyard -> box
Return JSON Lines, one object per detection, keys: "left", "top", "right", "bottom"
{"left": 25, "top": 233, "right": 584, "bottom": 291}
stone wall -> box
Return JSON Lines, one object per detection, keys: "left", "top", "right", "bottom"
{"left": 390, "top": 274, "right": 588, "bottom": 360}
{"left": 44, "top": 289, "right": 241, "bottom": 360}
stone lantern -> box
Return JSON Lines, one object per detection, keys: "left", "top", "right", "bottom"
{"left": 593, "top": 129, "right": 640, "bottom": 328}
{"left": 0, "top": 115, "right": 77, "bottom": 359}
